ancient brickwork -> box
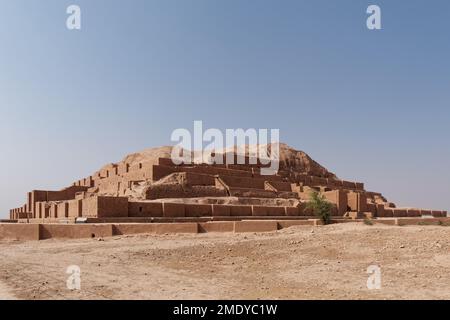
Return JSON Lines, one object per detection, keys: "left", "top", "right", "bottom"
{"left": 8, "top": 145, "right": 447, "bottom": 223}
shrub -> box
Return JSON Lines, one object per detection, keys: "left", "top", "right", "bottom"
{"left": 363, "top": 218, "right": 373, "bottom": 226}
{"left": 306, "top": 191, "right": 332, "bottom": 225}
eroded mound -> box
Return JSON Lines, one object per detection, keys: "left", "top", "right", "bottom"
{"left": 9, "top": 143, "right": 447, "bottom": 222}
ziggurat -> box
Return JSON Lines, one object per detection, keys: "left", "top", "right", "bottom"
{"left": 4, "top": 144, "right": 448, "bottom": 240}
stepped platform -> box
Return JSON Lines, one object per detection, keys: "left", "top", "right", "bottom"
{"left": 6, "top": 143, "right": 447, "bottom": 240}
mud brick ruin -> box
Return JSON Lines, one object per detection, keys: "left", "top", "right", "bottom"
{"left": 4, "top": 144, "right": 448, "bottom": 239}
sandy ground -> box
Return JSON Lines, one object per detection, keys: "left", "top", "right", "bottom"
{"left": 0, "top": 281, "right": 16, "bottom": 300}
{"left": 0, "top": 222, "right": 449, "bottom": 300}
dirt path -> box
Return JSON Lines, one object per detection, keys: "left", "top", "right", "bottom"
{"left": 0, "top": 222, "right": 449, "bottom": 300}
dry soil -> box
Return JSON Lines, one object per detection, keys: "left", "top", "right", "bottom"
{"left": 0, "top": 222, "right": 449, "bottom": 300}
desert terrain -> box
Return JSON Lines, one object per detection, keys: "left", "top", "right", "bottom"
{"left": 0, "top": 222, "right": 449, "bottom": 300}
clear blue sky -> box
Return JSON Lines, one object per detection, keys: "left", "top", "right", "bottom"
{"left": 1, "top": 0, "right": 449, "bottom": 217}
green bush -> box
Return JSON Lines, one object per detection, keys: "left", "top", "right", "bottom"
{"left": 306, "top": 191, "right": 332, "bottom": 225}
